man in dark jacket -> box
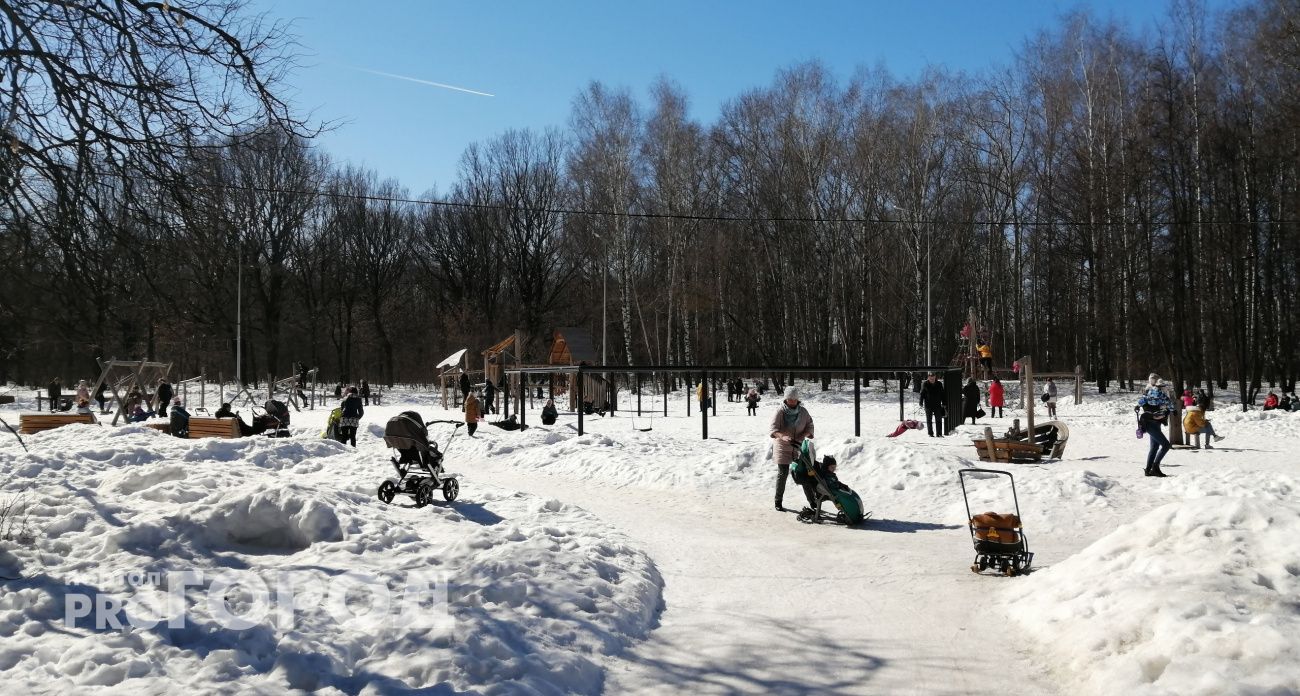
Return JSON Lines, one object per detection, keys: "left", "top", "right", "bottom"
{"left": 920, "top": 372, "right": 947, "bottom": 437}
{"left": 339, "top": 387, "right": 364, "bottom": 447}
{"left": 360, "top": 379, "right": 371, "bottom": 406}
{"left": 484, "top": 378, "right": 497, "bottom": 416}
{"left": 459, "top": 372, "right": 471, "bottom": 400}
{"left": 156, "top": 378, "right": 174, "bottom": 418}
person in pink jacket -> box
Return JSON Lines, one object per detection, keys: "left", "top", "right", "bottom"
{"left": 770, "top": 386, "right": 814, "bottom": 512}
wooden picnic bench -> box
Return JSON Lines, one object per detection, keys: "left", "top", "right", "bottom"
{"left": 144, "top": 417, "right": 241, "bottom": 439}
{"left": 18, "top": 413, "right": 98, "bottom": 434}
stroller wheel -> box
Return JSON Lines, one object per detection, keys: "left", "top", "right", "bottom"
{"left": 377, "top": 480, "right": 398, "bottom": 504}
{"left": 977, "top": 556, "right": 989, "bottom": 571}
{"left": 442, "top": 478, "right": 459, "bottom": 502}
{"left": 414, "top": 482, "right": 435, "bottom": 507}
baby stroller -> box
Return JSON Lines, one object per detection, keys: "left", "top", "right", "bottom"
{"left": 378, "top": 412, "right": 462, "bottom": 507}
{"left": 251, "top": 399, "right": 291, "bottom": 438}
{"left": 791, "top": 441, "right": 868, "bottom": 525}
{"left": 958, "top": 468, "right": 1034, "bottom": 576}
{"left": 322, "top": 406, "right": 342, "bottom": 441}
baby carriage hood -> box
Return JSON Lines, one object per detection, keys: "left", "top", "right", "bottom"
{"left": 384, "top": 411, "right": 430, "bottom": 451}
{"left": 264, "top": 399, "right": 291, "bottom": 425}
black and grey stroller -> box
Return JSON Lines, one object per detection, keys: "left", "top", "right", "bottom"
{"left": 251, "top": 399, "right": 291, "bottom": 438}
{"left": 378, "top": 412, "right": 461, "bottom": 507}
{"left": 958, "top": 468, "right": 1034, "bottom": 576}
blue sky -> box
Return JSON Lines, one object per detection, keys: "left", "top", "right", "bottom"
{"left": 248, "top": 0, "right": 1226, "bottom": 195}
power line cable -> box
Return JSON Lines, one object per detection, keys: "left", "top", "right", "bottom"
{"left": 152, "top": 180, "right": 1291, "bottom": 227}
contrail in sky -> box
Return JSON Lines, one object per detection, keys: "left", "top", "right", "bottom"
{"left": 352, "top": 67, "right": 495, "bottom": 97}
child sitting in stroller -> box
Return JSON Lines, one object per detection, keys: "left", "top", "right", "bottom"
{"left": 792, "top": 442, "right": 868, "bottom": 525}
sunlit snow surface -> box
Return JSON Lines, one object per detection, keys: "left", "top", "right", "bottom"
{"left": 0, "top": 382, "right": 1296, "bottom": 694}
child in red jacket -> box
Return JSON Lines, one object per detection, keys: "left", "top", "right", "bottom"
{"left": 988, "top": 378, "right": 1005, "bottom": 418}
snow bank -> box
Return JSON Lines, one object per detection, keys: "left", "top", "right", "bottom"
{"left": 0, "top": 424, "right": 662, "bottom": 694}
{"left": 1005, "top": 497, "right": 1300, "bottom": 696}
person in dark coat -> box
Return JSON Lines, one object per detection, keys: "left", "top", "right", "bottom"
{"left": 459, "top": 372, "right": 471, "bottom": 400}
{"left": 214, "top": 402, "right": 252, "bottom": 436}
{"left": 962, "top": 378, "right": 981, "bottom": 425}
{"left": 484, "top": 378, "right": 497, "bottom": 416}
{"left": 94, "top": 381, "right": 108, "bottom": 414}
{"left": 156, "top": 378, "right": 174, "bottom": 418}
{"left": 745, "top": 388, "right": 761, "bottom": 416}
{"left": 541, "top": 398, "right": 558, "bottom": 425}
{"left": 919, "top": 372, "right": 947, "bottom": 437}
{"left": 360, "top": 380, "right": 371, "bottom": 406}
{"left": 169, "top": 398, "right": 190, "bottom": 438}
{"left": 47, "top": 378, "right": 62, "bottom": 412}
{"left": 334, "top": 382, "right": 343, "bottom": 399}
{"left": 339, "top": 387, "right": 364, "bottom": 447}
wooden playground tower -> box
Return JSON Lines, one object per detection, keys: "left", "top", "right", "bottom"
{"left": 952, "top": 307, "right": 995, "bottom": 380}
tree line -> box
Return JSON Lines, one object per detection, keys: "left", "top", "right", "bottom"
{"left": 2, "top": 0, "right": 1297, "bottom": 405}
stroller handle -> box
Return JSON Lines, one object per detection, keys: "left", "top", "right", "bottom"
{"left": 425, "top": 419, "right": 465, "bottom": 428}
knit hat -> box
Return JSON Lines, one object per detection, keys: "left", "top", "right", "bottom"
{"left": 172, "top": 397, "right": 182, "bottom": 405}
{"left": 783, "top": 386, "right": 799, "bottom": 402}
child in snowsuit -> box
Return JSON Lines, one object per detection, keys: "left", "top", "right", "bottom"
{"left": 988, "top": 378, "right": 1005, "bottom": 418}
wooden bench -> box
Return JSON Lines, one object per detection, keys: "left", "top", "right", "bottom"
{"left": 971, "top": 434, "right": 1045, "bottom": 463}
{"left": 145, "top": 417, "right": 241, "bottom": 439}
{"left": 18, "top": 413, "right": 98, "bottom": 434}
{"left": 971, "top": 421, "right": 1070, "bottom": 463}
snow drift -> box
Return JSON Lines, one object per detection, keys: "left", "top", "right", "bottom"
{"left": 1005, "top": 497, "right": 1300, "bottom": 696}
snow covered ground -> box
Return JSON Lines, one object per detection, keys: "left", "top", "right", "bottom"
{"left": 0, "top": 381, "right": 1297, "bottom": 694}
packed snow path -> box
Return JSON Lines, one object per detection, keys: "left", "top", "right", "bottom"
{"left": 471, "top": 458, "right": 1057, "bottom": 695}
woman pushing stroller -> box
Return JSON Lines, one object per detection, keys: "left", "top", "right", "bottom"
{"left": 771, "top": 386, "right": 815, "bottom": 512}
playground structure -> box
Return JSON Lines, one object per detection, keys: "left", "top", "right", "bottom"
{"left": 952, "top": 307, "right": 995, "bottom": 380}
{"left": 266, "top": 367, "right": 321, "bottom": 411}
{"left": 90, "top": 358, "right": 173, "bottom": 425}
{"left": 1013, "top": 356, "right": 1084, "bottom": 438}
{"left": 437, "top": 328, "right": 615, "bottom": 416}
